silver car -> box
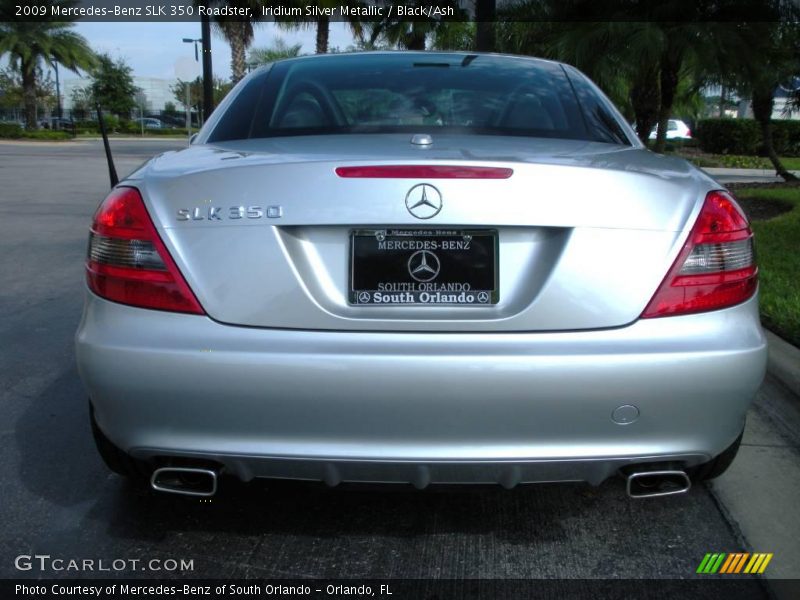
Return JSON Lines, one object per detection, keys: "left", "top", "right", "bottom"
{"left": 76, "top": 52, "right": 766, "bottom": 499}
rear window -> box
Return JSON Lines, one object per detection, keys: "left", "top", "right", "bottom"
{"left": 208, "top": 53, "right": 630, "bottom": 146}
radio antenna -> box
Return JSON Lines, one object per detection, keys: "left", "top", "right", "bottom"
{"left": 96, "top": 103, "right": 118, "bottom": 188}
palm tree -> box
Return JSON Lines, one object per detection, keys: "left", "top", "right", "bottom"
{"left": 0, "top": 13, "right": 96, "bottom": 128}
{"left": 542, "top": 20, "right": 664, "bottom": 143}
{"left": 207, "top": 0, "right": 262, "bottom": 84}
{"left": 215, "top": 20, "right": 255, "bottom": 84}
{"left": 431, "top": 21, "right": 476, "bottom": 51}
{"left": 726, "top": 21, "right": 800, "bottom": 181}
{"left": 497, "top": 1, "right": 737, "bottom": 151}
{"left": 248, "top": 38, "right": 302, "bottom": 68}
{"left": 277, "top": 0, "right": 364, "bottom": 54}
{"left": 474, "top": 0, "right": 496, "bottom": 52}
{"left": 364, "top": 2, "right": 464, "bottom": 51}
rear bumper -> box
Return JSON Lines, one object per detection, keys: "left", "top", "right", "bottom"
{"left": 75, "top": 293, "right": 767, "bottom": 487}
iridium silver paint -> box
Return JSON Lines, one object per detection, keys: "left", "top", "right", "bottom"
{"left": 76, "top": 52, "right": 767, "bottom": 490}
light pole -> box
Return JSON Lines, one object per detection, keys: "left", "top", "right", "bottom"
{"left": 182, "top": 38, "right": 201, "bottom": 62}
{"left": 181, "top": 38, "right": 201, "bottom": 136}
{"left": 200, "top": 14, "right": 213, "bottom": 123}
{"left": 135, "top": 91, "right": 147, "bottom": 137}
{"left": 53, "top": 60, "right": 62, "bottom": 123}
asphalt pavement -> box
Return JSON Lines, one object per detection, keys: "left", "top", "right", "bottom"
{"left": 0, "top": 140, "right": 797, "bottom": 594}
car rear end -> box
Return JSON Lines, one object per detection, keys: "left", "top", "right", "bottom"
{"left": 76, "top": 53, "right": 766, "bottom": 496}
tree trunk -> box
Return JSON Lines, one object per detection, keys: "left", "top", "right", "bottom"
{"left": 719, "top": 85, "right": 726, "bottom": 118}
{"left": 229, "top": 24, "right": 246, "bottom": 83}
{"left": 21, "top": 59, "right": 38, "bottom": 130}
{"left": 316, "top": 16, "right": 329, "bottom": 54}
{"left": 407, "top": 25, "right": 427, "bottom": 50}
{"left": 629, "top": 64, "right": 660, "bottom": 145}
{"left": 475, "top": 0, "right": 496, "bottom": 51}
{"left": 752, "top": 85, "right": 797, "bottom": 182}
{"left": 653, "top": 50, "right": 681, "bottom": 154}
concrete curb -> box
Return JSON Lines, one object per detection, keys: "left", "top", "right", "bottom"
{"left": 0, "top": 137, "right": 187, "bottom": 144}
{"left": 704, "top": 168, "right": 789, "bottom": 177}
{"left": 766, "top": 330, "right": 800, "bottom": 398}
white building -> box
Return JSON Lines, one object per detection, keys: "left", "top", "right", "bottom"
{"left": 133, "top": 77, "right": 178, "bottom": 111}
{"left": 61, "top": 76, "right": 178, "bottom": 112}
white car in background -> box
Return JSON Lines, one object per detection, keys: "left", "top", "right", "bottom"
{"left": 649, "top": 119, "right": 692, "bottom": 140}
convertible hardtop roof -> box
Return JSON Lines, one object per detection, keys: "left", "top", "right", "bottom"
{"left": 254, "top": 50, "right": 564, "bottom": 71}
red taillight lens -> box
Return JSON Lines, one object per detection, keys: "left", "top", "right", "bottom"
{"left": 642, "top": 190, "right": 757, "bottom": 318}
{"left": 86, "top": 187, "right": 205, "bottom": 315}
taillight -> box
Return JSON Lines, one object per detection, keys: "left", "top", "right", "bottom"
{"left": 642, "top": 190, "right": 757, "bottom": 318}
{"left": 86, "top": 186, "right": 205, "bottom": 314}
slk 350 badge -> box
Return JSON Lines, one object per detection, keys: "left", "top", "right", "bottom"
{"left": 176, "top": 206, "right": 283, "bottom": 221}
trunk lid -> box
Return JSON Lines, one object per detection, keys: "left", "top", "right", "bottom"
{"left": 129, "top": 135, "right": 713, "bottom": 332}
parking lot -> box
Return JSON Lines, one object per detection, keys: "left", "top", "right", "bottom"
{"left": 1, "top": 140, "right": 798, "bottom": 593}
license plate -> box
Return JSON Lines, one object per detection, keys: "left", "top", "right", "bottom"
{"left": 350, "top": 229, "right": 498, "bottom": 305}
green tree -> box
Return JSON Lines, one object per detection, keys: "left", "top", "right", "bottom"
{"left": 495, "top": 14, "right": 661, "bottom": 143}
{"left": 215, "top": 20, "right": 255, "bottom": 84}
{"left": 0, "top": 0, "right": 96, "bottom": 128}
{"left": 728, "top": 21, "right": 800, "bottom": 181}
{"left": 90, "top": 53, "right": 137, "bottom": 117}
{"left": 355, "top": 0, "right": 459, "bottom": 51}
{"left": 276, "top": 0, "right": 354, "bottom": 54}
{"left": 172, "top": 76, "right": 230, "bottom": 123}
{"left": 172, "top": 78, "right": 202, "bottom": 113}
{"left": 248, "top": 38, "right": 302, "bottom": 67}
{"left": 199, "top": 0, "right": 262, "bottom": 83}
{"left": 432, "top": 21, "right": 476, "bottom": 51}
{"left": 0, "top": 65, "right": 55, "bottom": 115}
{"left": 496, "top": 2, "right": 739, "bottom": 150}
{"left": 69, "top": 83, "right": 94, "bottom": 119}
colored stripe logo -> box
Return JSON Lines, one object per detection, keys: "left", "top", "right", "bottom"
{"left": 697, "top": 553, "right": 773, "bottom": 574}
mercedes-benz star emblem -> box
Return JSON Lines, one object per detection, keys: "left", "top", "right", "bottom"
{"left": 358, "top": 291, "right": 371, "bottom": 303}
{"left": 405, "top": 184, "right": 442, "bottom": 219}
{"left": 408, "top": 250, "right": 441, "bottom": 282}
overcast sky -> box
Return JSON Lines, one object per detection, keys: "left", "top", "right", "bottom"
{"left": 61, "top": 21, "right": 357, "bottom": 83}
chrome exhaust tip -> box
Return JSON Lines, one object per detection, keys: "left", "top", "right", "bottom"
{"left": 150, "top": 467, "right": 218, "bottom": 497}
{"left": 626, "top": 469, "right": 691, "bottom": 499}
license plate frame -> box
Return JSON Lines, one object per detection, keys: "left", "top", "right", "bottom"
{"left": 349, "top": 228, "right": 498, "bottom": 306}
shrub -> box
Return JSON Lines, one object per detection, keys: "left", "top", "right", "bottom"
{"left": 696, "top": 118, "right": 800, "bottom": 157}
{"left": 773, "top": 120, "right": 800, "bottom": 156}
{"left": 100, "top": 114, "right": 120, "bottom": 132}
{"left": 0, "top": 125, "right": 71, "bottom": 140}
{"left": 74, "top": 120, "right": 99, "bottom": 133}
{"left": 21, "top": 130, "right": 71, "bottom": 140}
{"left": 716, "top": 154, "right": 770, "bottom": 169}
{"left": 0, "top": 123, "right": 23, "bottom": 138}
{"left": 695, "top": 119, "right": 761, "bottom": 155}
{"left": 120, "top": 120, "right": 139, "bottom": 134}
{"left": 149, "top": 127, "right": 188, "bottom": 136}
